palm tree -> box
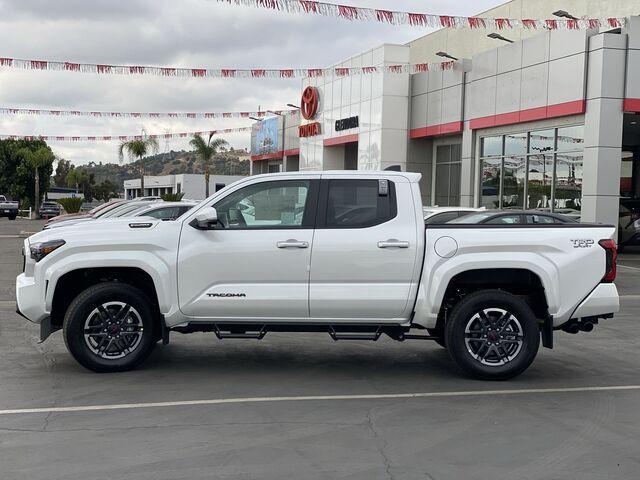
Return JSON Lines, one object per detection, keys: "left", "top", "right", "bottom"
{"left": 190, "top": 133, "right": 228, "bottom": 198}
{"left": 15, "top": 147, "right": 55, "bottom": 215}
{"left": 118, "top": 134, "right": 159, "bottom": 198}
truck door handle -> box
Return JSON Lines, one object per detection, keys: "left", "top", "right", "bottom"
{"left": 277, "top": 239, "right": 309, "bottom": 249}
{"left": 377, "top": 239, "right": 410, "bottom": 249}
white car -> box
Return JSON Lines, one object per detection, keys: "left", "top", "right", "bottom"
{"left": 16, "top": 171, "right": 619, "bottom": 380}
{"left": 423, "top": 206, "right": 486, "bottom": 224}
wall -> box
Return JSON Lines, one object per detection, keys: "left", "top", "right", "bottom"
{"left": 299, "top": 44, "right": 411, "bottom": 172}
{"left": 406, "top": 0, "right": 639, "bottom": 64}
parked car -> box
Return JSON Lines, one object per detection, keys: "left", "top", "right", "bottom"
{"left": 129, "top": 201, "right": 197, "bottom": 221}
{"left": 618, "top": 198, "right": 640, "bottom": 251}
{"left": 0, "top": 195, "right": 19, "bottom": 220}
{"left": 17, "top": 171, "right": 618, "bottom": 380}
{"left": 448, "top": 210, "right": 578, "bottom": 225}
{"left": 38, "top": 201, "right": 61, "bottom": 219}
{"left": 45, "top": 200, "right": 124, "bottom": 226}
{"left": 43, "top": 200, "right": 159, "bottom": 230}
{"left": 423, "top": 206, "right": 485, "bottom": 225}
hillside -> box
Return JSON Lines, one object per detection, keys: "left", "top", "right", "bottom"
{"left": 83, "top": 148, "right": 250, "bottom": 190}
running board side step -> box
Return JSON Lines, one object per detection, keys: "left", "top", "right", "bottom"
{"left": 328, "top": 326, "right": 382, "bottom": 341}
{"left": 170, "top": 323, "right": 440, "bottom": 342}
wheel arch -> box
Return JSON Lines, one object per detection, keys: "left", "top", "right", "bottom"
{"left": 49, "top": 266, "right": 163, "bottom": 332}
{"left": 414, "top": 263, "right": 554, "bottom": 329}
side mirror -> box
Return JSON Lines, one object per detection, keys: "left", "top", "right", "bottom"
{"left": 190, "top": 206, "right": 218, "bottom": 230}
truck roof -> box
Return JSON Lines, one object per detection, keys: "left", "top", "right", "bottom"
{"left": 250, "top": 170, "right": 422, "bottom": 183}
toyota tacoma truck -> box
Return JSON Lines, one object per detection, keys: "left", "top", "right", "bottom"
{"left": 0, "top": 195, "right": 19, "bottom": 220}
{"left": 16, "top": 171, "right": 619, "bottom": 379}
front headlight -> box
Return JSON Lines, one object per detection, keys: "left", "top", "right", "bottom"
{"left": 29, "top": 239, "right": 65, "bottom": 262}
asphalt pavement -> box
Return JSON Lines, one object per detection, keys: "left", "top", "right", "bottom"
{"left": 1, "top": 217, "right": 639, "bottom": 480}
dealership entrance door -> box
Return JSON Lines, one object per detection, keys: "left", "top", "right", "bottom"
{"left": 324, "top": 139, "right": 358, "bottom": 170}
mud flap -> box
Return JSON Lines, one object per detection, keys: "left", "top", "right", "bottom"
{"left": 39, "top": 316, "right": 60, "bottom": 343}
{"left": 541, "top": 315, "right": 553, "bottom": 349}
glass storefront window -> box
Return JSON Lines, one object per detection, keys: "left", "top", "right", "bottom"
{"left": 529, "top": 129, "right": 555, "bottom": 155}
{"left": 527, "top": 154, "right": 553, "bottom": 210}
{"left": 554, "top": 152, "right": 583, "bottom": 216}
{"left": 481, "top": 136, "right": 502, "bottom": 157}
{"left": 556, "top": 126, "right": 584, "bottom": 152}
{"left": 480, "top": 125, "right": 583, "bottom": 214}
{"left": 434, "top": 144, "right": 462, "bottom": 206}
{"left": 481, "top": 157, "right": 501, "bottom": 208}
{"left": 502, "top": 156, "right": 525, "bottom": 209}
{"left": 504, "top": 133, "right": 527, "bottom": 156}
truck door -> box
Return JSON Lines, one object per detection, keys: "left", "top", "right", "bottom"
{"left": 177, "top": 178, "right": 318, "bottom": 320}
{"left": 309, "top": 175, "right": 419, "bottom": 321}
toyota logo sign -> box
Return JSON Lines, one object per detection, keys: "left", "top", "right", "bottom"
{"left": 301, "top": 86, "right": 319, "bottom": 120}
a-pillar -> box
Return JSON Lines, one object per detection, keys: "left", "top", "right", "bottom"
{"left": 581, "top": 33, "right": 627, "bottom": 227}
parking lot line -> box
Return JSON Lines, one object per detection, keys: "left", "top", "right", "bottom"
{"left": 618, "top": 264, "right": 640, "bottom": 271}
{"left": 1, "top": 385, "right": 639, "bottom": 416}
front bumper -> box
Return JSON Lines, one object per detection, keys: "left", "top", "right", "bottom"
{"left": 16, "top": 273, "right": 47, "bottom": 324}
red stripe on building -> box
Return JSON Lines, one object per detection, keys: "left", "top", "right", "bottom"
{"left": 623, "top": 98, "right": 640, "bottom": 112}
{"left": 323, "top": 134, "right": 359, "bottom": 146}
{"left": 409, "top": 121, "right": 463, "bottom": 138}
{"left": 469, "top": 100, "right": 585, "bottom": 130}
{"left": 250, "top": 149, "right": 300, "bottom": 161}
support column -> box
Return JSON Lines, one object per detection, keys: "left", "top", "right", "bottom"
{"left": 581, "top": 33, "right": 627, "bottom": 227}
{"left": 459, "top": 123, "right": 475, "bottom": 207}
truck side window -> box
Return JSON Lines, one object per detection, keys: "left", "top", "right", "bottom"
{"left": 325, "top": 179, "right": 397, "bottom": 228}
{"left": 214, "top": 180, "right": 310, "bottom": 229}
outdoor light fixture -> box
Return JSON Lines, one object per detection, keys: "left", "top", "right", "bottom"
{"left": 552, "top": 10, "right": 578, "bottom": 20}
{"left": 287, "top": 103, "right": 300, "bottom": 109}
{"left": 436, "top": 51, "right": 458, "bottom": 61}
{"left": 249, "top": 116, "right": 261, "bottom": 121}
{"left": 487, "top": 33, "right": 514, "bottom": 43}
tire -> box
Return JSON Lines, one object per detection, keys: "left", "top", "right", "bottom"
{"left": 9, "top": 216, "right": 16, "bottom": 221}
{"left": 63, "top": 282, "right": 158, "bottom": 373}
{"left": 427, "top": 328, "right": 446, "bottom": 348}
{"left": 444, "top": 290, "right": 540, "bottom": 380}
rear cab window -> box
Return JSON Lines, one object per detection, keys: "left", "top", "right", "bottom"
{"left": 322, "top": 179, "right": 397, "bottom": 228}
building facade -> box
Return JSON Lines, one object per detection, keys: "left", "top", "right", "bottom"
{"left": 124, "top": 173, "right": 245, "bottom": 200}
{"left": 249, "top": 10, "right": 640, "bottom": 228}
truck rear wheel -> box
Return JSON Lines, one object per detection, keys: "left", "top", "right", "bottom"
{"left": 444, "top": 290, "right": 540, "bottom": 380}
{"left": 63, "top": 282, "right": 158, "bottom": 373}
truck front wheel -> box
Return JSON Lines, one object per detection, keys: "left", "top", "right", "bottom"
{"left": 444, "top": 290, "right": 540, "bottom": 380}
{"left": 63, "top": 282, "right": 158, "bottom": 373}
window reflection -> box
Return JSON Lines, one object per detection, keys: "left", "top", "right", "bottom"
{"left": 480, "top": 126, "right": 583, "bottom": 218}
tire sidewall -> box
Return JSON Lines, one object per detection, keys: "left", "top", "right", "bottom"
{"left": 445, "top": 290, "right": 540, "bottom": 380}
{"left": 63, "top": 283, "right": 157, "bottom": 372}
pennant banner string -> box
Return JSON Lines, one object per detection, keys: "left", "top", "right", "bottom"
{"left": 216, "top": 0, "right": 625, "bottom": 30}
{"left": 0, "top": 107, "right": 295, "bottom": 119}
{"left": 0, "top": 56, "right": 456, "bottom": 78}
{"left": 0, "top": 126, "right": 252, "bottom": 142}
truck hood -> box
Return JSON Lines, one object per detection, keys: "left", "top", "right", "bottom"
{"left": 28, "top": 217, "right": 163, "bottom": 245}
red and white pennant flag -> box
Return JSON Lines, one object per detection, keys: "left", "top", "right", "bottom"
{"left": 217, "top": 0, "right": 625, "bottom": 30}
{"left": 0, "top": 126, "right": 252, "bottom": 142}
{"left": 0, "top": 56, "right": 456, "bottom": 78}
{"left": 0, "top": 107, "right": 294, "bottom": 119}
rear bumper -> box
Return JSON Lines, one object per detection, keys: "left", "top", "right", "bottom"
{"left": 570, "top": 283, "right": 619, "bottom": 321}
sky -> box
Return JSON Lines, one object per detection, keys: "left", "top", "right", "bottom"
{"left": 0, "top": 0, "right": 506, "bottom": 166}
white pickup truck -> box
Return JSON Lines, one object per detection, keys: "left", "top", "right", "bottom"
{"left": 0, "top": 195, "right": 19, "bottom": 220}
{"left": 16, "top": 171, "right": 619, "bottom": 379}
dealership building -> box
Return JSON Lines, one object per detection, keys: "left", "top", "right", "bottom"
{"left": 250, "top": 1, "right": 640, "bottom": 227}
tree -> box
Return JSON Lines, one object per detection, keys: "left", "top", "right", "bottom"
{"left": 14, "top": 146, "right": 55, "bottom": 214}
{"left": 0, "top": 139, "right": 54, "bottom": 208}
{"left": 53, "top": 158, "right": 73, "bottom": 187}
{"left": 189, "top": 133, "right": 228, "bottom": 198}
{"left": 67, "top": 167, "right": 96, "bottom": 202}
{"left": 93, "top": 180, "right": 119, "bottom": 203}
{"left": 118, "top": 135, "right": 159, "bottom": 197}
